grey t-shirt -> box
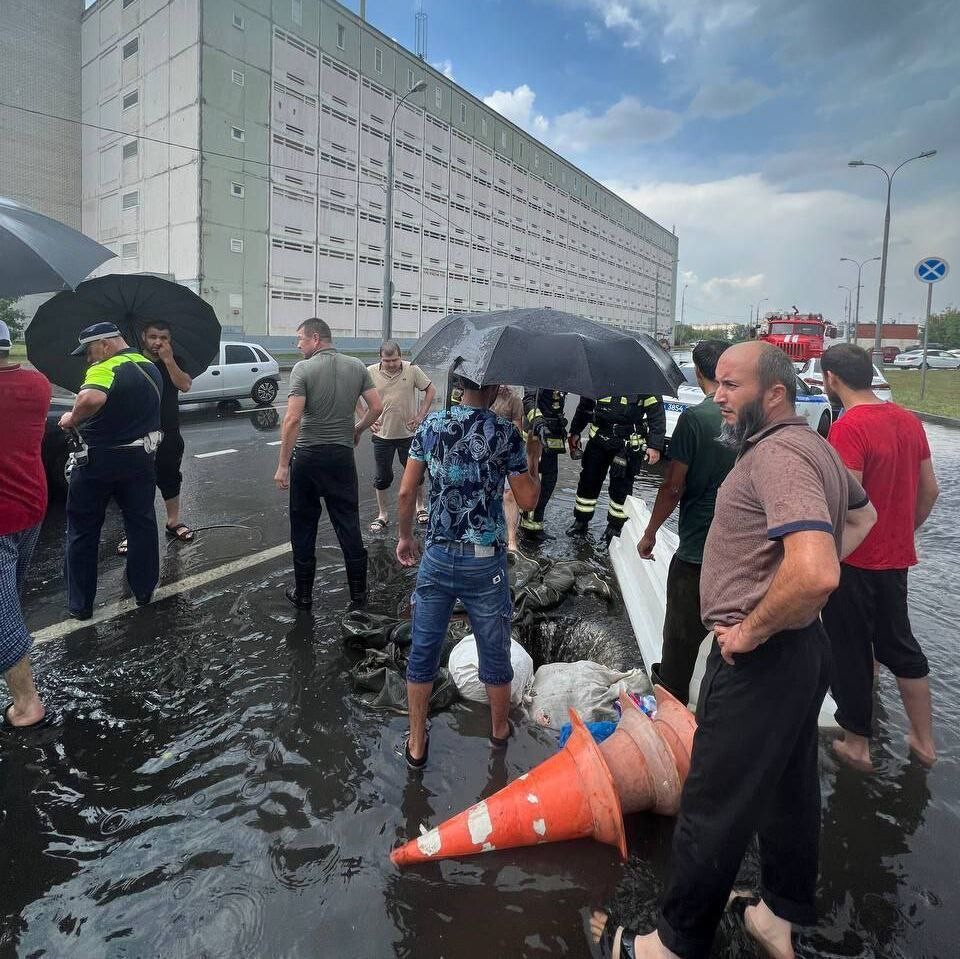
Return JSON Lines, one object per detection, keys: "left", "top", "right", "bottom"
{"left": 288, "top": 348, "right": 375, "bottom": 449}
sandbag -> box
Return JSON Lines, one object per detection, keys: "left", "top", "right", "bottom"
{"left": 352, "top": 642, "right": 459, "bottom": 714}
{"left": 447, "top": 634, "right": 535, "bottom": 706}
{"left": 527, "top": 660, "right": 651, "bottom": 728}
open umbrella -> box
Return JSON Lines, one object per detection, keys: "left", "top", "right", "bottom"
{"left": 26, "top": 274, "right": 221, "bottom": 393}
{"left": 0, "top": 197, "right": 116, "bottom": 297}
{"left": 411, "top": 307, "right": 685, "bottom": 399}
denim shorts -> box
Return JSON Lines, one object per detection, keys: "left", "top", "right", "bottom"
{"left": 406, "top": 544, "right": 513, "bottom": 686}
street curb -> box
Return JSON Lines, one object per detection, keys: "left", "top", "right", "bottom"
{"left": 909, "top": 409, "right": 960, "bottom": 428}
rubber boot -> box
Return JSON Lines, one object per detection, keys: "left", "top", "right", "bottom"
{"left": 603, "top": 523, "right": 622, "bottom": 546}
{"left": 566, "top": 515, "right": 591, "bottom": 537}
{"left": 346, "top": 560, "right": 368, "bottom": 611}
{"left": 285, "top": 558, "right": 316, "bottom": 610}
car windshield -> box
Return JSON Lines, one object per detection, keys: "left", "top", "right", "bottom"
{"left": 769, "top": 322, "right": 822, "bottom": 335}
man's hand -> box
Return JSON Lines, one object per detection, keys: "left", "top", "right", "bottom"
{"left": 58, "top": 411, "right": 75, "bottom": 431}
{"left": 371, "top": 420, "right": 382, "bottom": 435}
{"left": 274, "top": 464, "right": 290, "bottom": 490}
{"left": 645, "top": 448, "right": 661, "bottom": 466}
{"left": 353, "top": 426, "right": 363, "bottom": 447}
{"left": 155, "top": 340, "right": 174, "bottom": 364}
{"left": 714, "top": 621, "right": 765, "bottom": 665}
{"left": 568, "top": 434, "right": 581, "bottom": 456}
{"left": 396, "top": 536, "right": 421, "bottom": 567}
{"left": 638, "top": 530, "right": 656, "bottom": 560}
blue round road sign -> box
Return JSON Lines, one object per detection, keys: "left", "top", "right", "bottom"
{"left": 915, "top": 256, "right": 949, "bottom": 283}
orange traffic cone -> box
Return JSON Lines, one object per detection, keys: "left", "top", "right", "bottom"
{"left": 390, "top": 710, "right": 627, "bottom": 867}
{"left": 599, "top": 692, "right": 682, "bottom": 815}
{"left": 652, "top": 684, "right": 697, "bottom": 784}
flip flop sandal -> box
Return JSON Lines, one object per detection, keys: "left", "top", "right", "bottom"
{"left": 165, "top": 523, "right": 195, "bottom": 542}
{"left": 416, "top": 509, "right": 429, "bottom": 525}
{"left": 116, "top": 538, "right": 128, "bottom": 556}
{"left": 596, "top": 915, "right": 638, "bottom": 959}
{"left": 490, "top": 719, "right": 515, "bottom": 749}
{"left": 2, "top": 703, "right": 58, "bottom": 732}
{"left": 399, "top": 732, "right": 429, "bottom": 770}
{"left": 727, "top": 892, "right": 762, "bottom": 922}
{"left": 369, "top": 518, "right": 389, "bottom": 532}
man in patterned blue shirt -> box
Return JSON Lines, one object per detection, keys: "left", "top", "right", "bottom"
{"left": 396, "top": 376, "right": 541, "bottom": 768}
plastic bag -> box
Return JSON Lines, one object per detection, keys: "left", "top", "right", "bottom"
{"left": 527, "top": 661, "right": 651, "bottom": 728}
{"left": 447, "top": 634, "right": 535, "bottom": 706}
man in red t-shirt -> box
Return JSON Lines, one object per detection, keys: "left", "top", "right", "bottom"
{"left": 0, "top": 320, "right": 54, "bottom": 731}
{"left": 821, "top": 343, "right": 940, "bottom": 769}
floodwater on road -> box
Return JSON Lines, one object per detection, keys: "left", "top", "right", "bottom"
{"left": 1, "top": 402, "right": 958, "bottom": 958}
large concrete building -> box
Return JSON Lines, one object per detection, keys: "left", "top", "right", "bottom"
{"left": 79, "top": 0, "right": 678, "bottom": 346}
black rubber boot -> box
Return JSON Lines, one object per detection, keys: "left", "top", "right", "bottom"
{"left": 346, "top": 560, "right": 368, "bottom": 611}
{"left": 285, "top": 558, "right": 316, "bottom": 610}
{"left": 566, "top": 515, "right": 590, "bottom": 536}
{"left": 603, "top": 523, "right": 622, "bottom": 545}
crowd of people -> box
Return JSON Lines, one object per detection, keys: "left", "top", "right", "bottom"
{"left": 0, "top": 314, "right": 941, "bottom": 959}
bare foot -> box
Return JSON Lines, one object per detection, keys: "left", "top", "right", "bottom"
{"left": 832, "top": 737, "right": 874, "bottom": 772}
{"left": 3, "top": 701, "right": 46, "bottom": 728}
{"left": 907, "top": 733, "right": 937, "bottom": 766}
{"left": 589, "top": 911, "right": 680, "bottom": 958}
{"left": 730, "top": 895, "right": 795, "bottom": 959}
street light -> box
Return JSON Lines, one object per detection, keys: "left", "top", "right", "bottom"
{"left": 837, "top": 284, "right": 852, "bottom": 339}
{"left": 848, "top": 149, "right": 937, "bottom": 362}
{"left": 840, "top": 255, "right": 880, "bottom": 343}
{"left": 672, "top": 282, "right": 688, "bottom": 347}
{"left": 382, "top": 79, "right": 428, "bottom": 340}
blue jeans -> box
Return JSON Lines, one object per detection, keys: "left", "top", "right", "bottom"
{"left": 407, "top": 544, "right": 513, "bottom": 686}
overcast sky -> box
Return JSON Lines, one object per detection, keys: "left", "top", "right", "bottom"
{"left": 361, "top": 0, "right": 958, "bottom": 327}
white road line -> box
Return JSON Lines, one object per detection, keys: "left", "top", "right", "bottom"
{"left": 266, "top": 440, "right": 282, "bottom": 446}
{"left": 32, "top": 542, "right": 293, "bottom": 646}
{"left": 193, "top": 449, "right": 238, "bottom": 458}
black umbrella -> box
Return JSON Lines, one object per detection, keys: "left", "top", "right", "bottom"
{"left": 26, "top": 274, "right": 221, "bottom": 393}
{"left": 410, "top": 307, "right": 685, "bottom": 398}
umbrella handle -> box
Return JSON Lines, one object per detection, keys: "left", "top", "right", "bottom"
{"left": 444, "top": 357, "right": 464, "bottom": 414}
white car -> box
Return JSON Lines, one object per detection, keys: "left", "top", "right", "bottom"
{"left": 663, "top": 364, "right": 833, "bottom": 441}
{"left": 187, "top": 341, "right": 281, "bottom": 406}
{"left": 796, "top": 358, "right": 892, "bottom": 414}
{"left": 893, "top": 349, "right": 960, "bottom": 370}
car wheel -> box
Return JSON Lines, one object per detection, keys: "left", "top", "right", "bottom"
{"left": 252, "top": 378, "right": 279, "bottom": 406}
{"left": 817, "top": 411, "right": 831, "bottom": 437}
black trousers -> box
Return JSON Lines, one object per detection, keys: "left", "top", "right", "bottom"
{"left": 573, "top": 436, "right": 637, "bottom": 528}
{"left": 821, "top": 564, "right": 928, "bottom": 737}
{"left": 658, "top": 623, "right": 830, "bottom": 959}
{"left": 659, "top": 556, "right": 707, "bottom": 703}
{"left": 372, "top": 436, "right": 412, "bottom": 491}
{"left": 155, "top": 430, "right": 184, "bottom": 501}
{"left": 521, "top": 447, "right": 559, "bottom": 529}
{"left": 289, "top": 445, "right": 367, "bottom": 579}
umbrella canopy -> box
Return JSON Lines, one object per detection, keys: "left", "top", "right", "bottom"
{"left": 26, "top": 274, "right": 221, "bottom": 393}
{"left": 411, "top": 307, "right": 685, "bottom": 398}
{"left": 0, "top": 197, "right": 116, "bottom": 297}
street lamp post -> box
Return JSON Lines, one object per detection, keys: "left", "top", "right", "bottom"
{"left": 673, "top": 282, "right": 688, "bottom": 347}
{"left": 848, "top": 150, "right": 937, "bottom": 363}
{"left": 382, "top": 79, "right": 427, "bottom": 340}
{"left": 837, "top": 284, "right": 852, "bottom": 339}
{"left": 839, "top": 256, "right": 880, "bottom": 344}
{"left": 755, "top": 297, "right": 768, "bottom": 326}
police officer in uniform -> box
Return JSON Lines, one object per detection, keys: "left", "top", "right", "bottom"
{"left": 58, "top": 323, "right": 162, "bottom": 619}
{"left": 519, "top": 388, "right": 569, "bottom": 541}
{"left": 567, "top": 393, "right": 666, "bottom": 541}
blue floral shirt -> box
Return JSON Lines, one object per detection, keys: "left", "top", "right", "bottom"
{"left": 410, "top": 405, "right": 528, "bottom": 548}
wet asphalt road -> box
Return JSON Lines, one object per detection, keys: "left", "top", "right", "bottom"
{"left": 1, "top": 383, "right": 959, "bottom": 958}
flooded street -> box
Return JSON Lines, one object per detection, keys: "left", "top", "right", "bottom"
{"left": 1, "top": 397, "right": 958, "bottom": 958}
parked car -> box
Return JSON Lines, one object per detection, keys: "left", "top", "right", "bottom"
{"left": 187, "top": 342, "right": 281, "bottom": 405}
{"left": 881, "top": 345, "right": 901, "bottom": 363}
{"left": 42, "top": 398, "right": 73, "bottom": 495}
{"left": 893, "top": 349, "right": 960, "bottom": 370}
{"left": 663, "top": 364, "right": 833, "bottom": 442}
{"left": 796, "top": 358, "right": 892, "bottom": 416}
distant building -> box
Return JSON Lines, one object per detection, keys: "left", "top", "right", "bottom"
{"left": 79, "top": 0, "right": 678, "bottom": 347}
{"left": 854, "top": 322, "right": 919, "bottom": 349}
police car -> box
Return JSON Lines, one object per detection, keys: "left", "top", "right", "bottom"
{"left": 663, "top": 364, "right": 833, "bottom": 443}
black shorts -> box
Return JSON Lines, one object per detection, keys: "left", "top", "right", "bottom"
{"left": 372, "top": 436, "right": 412, "bottom": 490}
{"left": 155, "top": 430, "right": 185, "bottom": 501}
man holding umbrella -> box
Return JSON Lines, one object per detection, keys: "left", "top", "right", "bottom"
{"left": 59, "top": 322, "right": 162, "bottom": 619}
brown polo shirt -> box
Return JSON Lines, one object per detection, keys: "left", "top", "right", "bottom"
{"left": 700, "top": 416, "right": 868, "bottom": 628}
{"left": 367, "top": 360, "right": 432, "bottom": 440}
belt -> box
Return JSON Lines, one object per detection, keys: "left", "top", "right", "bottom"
{"left": 432, "top": 540, "right": 502, "bottom": 557}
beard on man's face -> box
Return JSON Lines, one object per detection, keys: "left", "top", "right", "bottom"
{"left": 718, "top": 397, "right": 767, "bottom": 451}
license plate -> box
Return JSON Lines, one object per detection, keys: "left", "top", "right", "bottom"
{"left": 664, "top": 402, "right": 686, "bottom": 413}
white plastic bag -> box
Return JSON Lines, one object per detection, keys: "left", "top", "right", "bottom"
{"left": 447, "top": 634, "right": 535, "bottom": 706}
{"left": 527, "top": 661, "right": 651, "bottom": 728}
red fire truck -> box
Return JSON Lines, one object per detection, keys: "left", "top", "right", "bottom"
{"left": 757, "top": 310, "right": 837, "bottom": 362}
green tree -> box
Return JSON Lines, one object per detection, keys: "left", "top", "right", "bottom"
{"left": 926, "top": 306, "right": 960, "bottom": 349}
{"left": 0, "top": 299, "right": 27, "bottom": 341}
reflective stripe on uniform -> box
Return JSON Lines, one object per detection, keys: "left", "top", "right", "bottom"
{"left": 574, "top": 495, "right": 597, "bottom": 515}
{"left": 643, "top": 395, "right": 659, "bottom": 407}
{"left": 588, "top": 423, "right": 598, "bottom": 439}
{"left": 607, "top": 500, "right": 628, "bottom": 519}
{"left": 520, "top": 514, "right": 544, "bottom": 531}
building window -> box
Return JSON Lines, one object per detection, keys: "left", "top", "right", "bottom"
{"left": 123, "top": 0, "right": 137, "bottom": 8}
{"left": 233, "top": 12, "right": 245, "bottom": 29}
{"left": 122, "top": 90, "right": 139, "bottom": 110}
{"left": 534, "top": 151, "right": 540, "bottom": 168}
{"left": 434, "top": 85, "right": 441, "bottom": 109}
{"left": 518, "top": 141, "right": 524, "bottom": 159}
{"left": 232, "top": 69, "right": 244, "bottom": 86}
{"left": 121, "top": 241, "right": 139, "bottom": 259}
{"left": 336, "top": 23, "right": 345, "bottom": 49}
{"left": 459, "top": 101, "right": 466, "bottom": 124}
{"left": 500, "top": 130, "right": 507, "bottom": 148}
{"left": 231, "top": 126, "right": 245, "bottom": 141}
{"left": 407, "top": 68, "right": 414, "bottom": 90}
{"left": 292, "top": 0, "right": 302, "bottom": 26}
{"left": 230, "top": 237, "right": 244, "bottom": 253}
{"left": 374, "top": 47, "right": 383, "bottom": 74}
{"left": 122, "top": 140, "right": 138, "bottom": 160}
{"left": 121, "top": 190, "right": 139, "bottom": 210}
{"left": 481, "top": 116, "right": 487, "bottom": 137}
{"left": 230, "top": 181, "right": 245, "bottom": 197}
{"left": 122, "top": 37, "right": 139, "bottom": 59}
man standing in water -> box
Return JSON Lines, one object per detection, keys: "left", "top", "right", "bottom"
{"left": 820, "top": 343, "right": 939, "bottom": 768}
{"left": 592, "top": 342, "right": 876, "bottom": 959}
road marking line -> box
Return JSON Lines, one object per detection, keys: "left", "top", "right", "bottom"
{"left": 32, "top": 542, "right": 294, "bottom": 646}
{"left": 194, "top": 449, "right": 238, "bottom": 458}
{"left": 266, "top": 440, "right": 282, "bottom": 446}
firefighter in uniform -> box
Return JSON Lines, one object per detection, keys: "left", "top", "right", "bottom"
{"left": 567, "top": 393, "right": 666, "bottom": 541}
{"left": 519, "top": 388, "right": 569, "bottom": 541}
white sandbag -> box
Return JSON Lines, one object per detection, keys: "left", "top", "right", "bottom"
{"left": 447, "top": 634, "right": 535, "bottom": 706}
{"left": 528, "top": 661, "right": 651, "bottom": 728}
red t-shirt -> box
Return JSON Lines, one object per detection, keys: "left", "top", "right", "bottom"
{"left": 828, "top": 402, "right": 930, "bottom": 570}
{"left": 0, "top": 366, "right": 51, "bottom": 536}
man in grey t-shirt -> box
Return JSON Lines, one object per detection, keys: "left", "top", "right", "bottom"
{"left": 274, "top": 318, "right": 382, "bottom": 610}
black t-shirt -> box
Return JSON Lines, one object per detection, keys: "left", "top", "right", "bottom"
{"left": 156, "top": 358, "right": 181, "bottom": 433}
